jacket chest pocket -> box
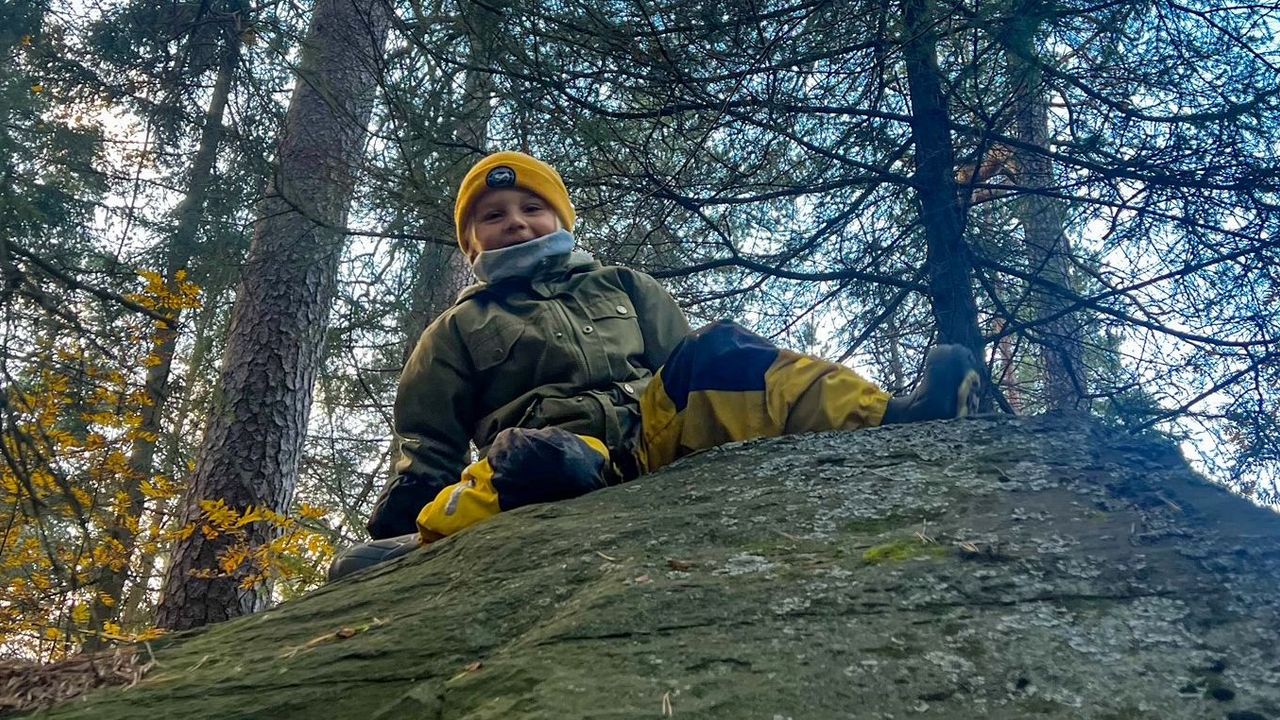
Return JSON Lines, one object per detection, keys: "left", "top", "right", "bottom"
{"left": 580, "top": 291, "right": 643, "bottom": 368}
{"left": 468, "top": 316, "right": 523, "bottom": 372}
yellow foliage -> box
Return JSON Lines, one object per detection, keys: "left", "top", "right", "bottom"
{"left": 126, "top": 428, "right": 159, "bottom": 443}
{"left": 44, "top": 428, "right": 77, "bottom": 448}
{"left": 70, "top": 487, "right": 93, "bottom": 512}
{"left": 0, "top": 264, "right": 347, "bottom": 659}
{"left": 127, "top": 389, "right": 153, "bottom": 407}
{"left": 82, "top": 411, "right": 119, "bottom": 426}
{"left": 298, "top": 502, "right": 328, "bottom": 520}
{"left": 111, "top": 490, "right": 132, "bottom": 516}
{"left": 235, "top": 507, "right": 269, "bottom": 528}
{"left": 219, "top": 545, "right": 251, "bottom": 575}
{"left": 132, "top": 627, "right": 167, "bottom": 642}
{"left": 199, "top": 498, "right": 239, "bottom": 529}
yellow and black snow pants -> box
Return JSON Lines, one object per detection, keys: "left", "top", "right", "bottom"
{"left": 416, "top": 320, "right": 891, "bottom": 541}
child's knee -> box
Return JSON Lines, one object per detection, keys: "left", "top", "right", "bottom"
{"left": 487, "top": 427, "right": 610, "bottom": 507}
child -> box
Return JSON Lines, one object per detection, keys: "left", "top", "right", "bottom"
{"left": 329, "top": 151, "right": 981, "bottom": 580}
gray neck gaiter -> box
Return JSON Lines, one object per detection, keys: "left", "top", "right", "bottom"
{"left": 471, "top": 229, "right": 576, "bottom": 284}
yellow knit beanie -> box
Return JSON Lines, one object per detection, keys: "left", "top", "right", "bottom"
{"left": 454, "top": 151, "right": 576, "bottom": 254}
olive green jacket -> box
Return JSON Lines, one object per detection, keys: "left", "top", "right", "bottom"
{"left": 367, "top": 252, "right": 690, "bottom": 538}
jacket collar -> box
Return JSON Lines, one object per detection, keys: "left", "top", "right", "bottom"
{"left": 456, "top": 251, "right": 600, "bottom": 303}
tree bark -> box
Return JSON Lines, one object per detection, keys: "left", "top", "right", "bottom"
{"left": 156, "top": 0, "right": 391, "bottom": 630}
{"left": 1004, "top": 4, "right": 1085, "bottom": 409}
{"left": 899, "top": 0, "right": 986, "bottom": 367}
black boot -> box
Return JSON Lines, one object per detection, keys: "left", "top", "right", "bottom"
{"left": 881, "top": 345, "right": 982, "bottom": 424}
{"left": 328, "top": 532, "right": 423, "bottom": 582}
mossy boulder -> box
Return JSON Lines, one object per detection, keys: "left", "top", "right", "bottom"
{"left": 30, "top": 414, "right": 1280, "bottom": 719}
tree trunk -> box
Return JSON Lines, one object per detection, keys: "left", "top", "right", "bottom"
{"left": 85, "top": 28, "right": 242, "bottom": 650}
{"left": 1005, "top": 5, "right": 1085, "bottom": 409}
{"left": 156, "top": 0, "right": 391, "bottom": 630}
{"left": 899, "top": 0, "right": 986, "bottom": 368}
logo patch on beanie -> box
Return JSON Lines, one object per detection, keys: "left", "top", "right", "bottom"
{"left": 486, "top": 166, "right": 516, "bottom": 188}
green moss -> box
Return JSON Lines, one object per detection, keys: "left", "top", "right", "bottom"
{"left": 957, "top": 638, "right": 988, "bottom": 659}
{"left": 1017, "top": 697, "right": 1068, "bottom": 714}
{"left": 842, "top": 510, "right": 944, "bottom": 537}
{"left": 864, "top": 643, "right": 918, "bottom": 658}
{"left": 1097, "top": 707, "right": 1151, "bottom": 720}
{"left": 842, "top": 517, "right": 912, "bottom": 535}
{"left": 861, "top": 539, "right": 949, "bottom": 565}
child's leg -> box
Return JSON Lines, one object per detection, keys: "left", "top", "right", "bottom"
{"left": 415, "top": 427, "right": 611, "bottom": 541}
{"left": 637, "top": 320, "right": 892, "bottom": 471}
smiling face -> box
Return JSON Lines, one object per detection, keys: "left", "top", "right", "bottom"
{"left": 466, "top": 188, "right": 562, "bottom": 256}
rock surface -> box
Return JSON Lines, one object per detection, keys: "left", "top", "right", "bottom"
{"left": 31, "top": 414, "right": 1280, "bottom": 719}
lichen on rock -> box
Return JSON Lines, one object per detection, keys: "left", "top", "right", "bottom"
{"left": 26, "top": 414, "right": 1280, "bottom": 720}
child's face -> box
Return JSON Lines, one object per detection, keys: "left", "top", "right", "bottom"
{"left": 468, "top": 189, "right": 561, "bottom": 255}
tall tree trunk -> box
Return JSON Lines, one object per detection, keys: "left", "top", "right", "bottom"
{"left": 156, "top": 0, "right": 391, "bottom": 630}
{"left": 1005, "top": 4, "right": 1085, "bottom": 409}
{"left": 85, "top": 28, "right": 242, "bottom": 650}
{"left": 899, "top": 0, "right": 986, "bottom": 367}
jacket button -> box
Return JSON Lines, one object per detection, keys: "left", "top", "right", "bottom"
{"left": 615, "top": 305, "right": 628, "bottom": 314}
{"left": 623, "top": 383, "right": 635, "bottom": 394}
{"left": 583, "top": 325, "right": 594, "bottom": 334}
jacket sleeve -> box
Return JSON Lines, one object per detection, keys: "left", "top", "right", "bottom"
{"left": 366, "top": 313, "right": 475, "bottom": 539}
{"left": 621, "top": 269, "right": 691, "bottom": 370}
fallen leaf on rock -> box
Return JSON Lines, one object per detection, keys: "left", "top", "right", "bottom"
{"left": 449, "top": 660, "right": 485, "bottom": 682}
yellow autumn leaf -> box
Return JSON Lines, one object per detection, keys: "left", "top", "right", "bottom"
{"left": 70, "top": 487, "right": 93, "bottom": 510}
{"left": 31, "top": 83, "right": 43, "bottom": 94}
{"left": 82, "top": 411, "right": 118, "bottom": 426}
{"left": 235, "top": 507, "right": 268, "bottom": 528}
{"left": 133, "top": 628, "right": 166, "bottom": 642}
{"left": 200, "top": 498, "right": 240, "bottom": 528}
{"left": 126, "top": 428, "right": 159, "bottom": 443}
{"left": 297, "top": 502, "right": 328, "bottom": 520}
